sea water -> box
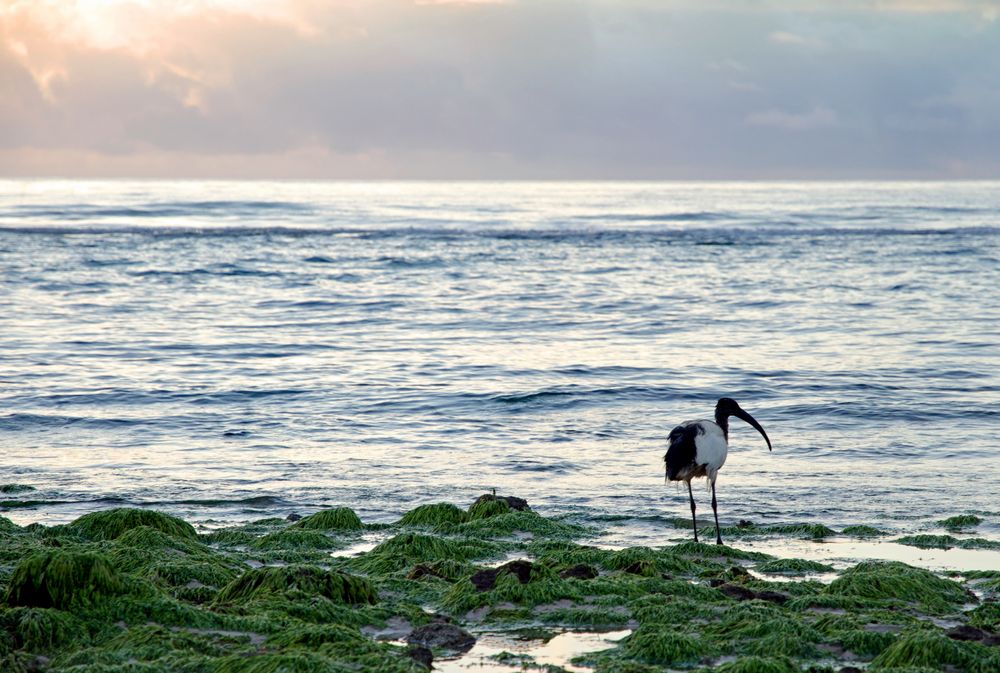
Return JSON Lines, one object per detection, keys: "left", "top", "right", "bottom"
{"left": 1, "top": 180, "right": 998, "bottom": 548}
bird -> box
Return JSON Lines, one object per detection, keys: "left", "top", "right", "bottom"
{"left": 664, "top": 397, "right": 772, "bottom": 545}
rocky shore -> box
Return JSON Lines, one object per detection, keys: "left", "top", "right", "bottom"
{"left": 1, "top": 493, "right": 997, "bottom": 672}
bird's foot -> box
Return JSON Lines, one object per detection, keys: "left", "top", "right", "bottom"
{"left": 716, "top": 538, "right": 723, "bottom": 546}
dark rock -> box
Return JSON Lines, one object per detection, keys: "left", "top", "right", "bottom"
{"left": 406, "top": 623, "right": 476, "bottom": 653}
{"left": 560, "top": 564, "right": 598, "bottom": 580}
{"left": 718, "top": 583, "right": 756, "bottom": 601}
{"left": 708, "top": 578, "right": 725, "bottom": 588}
{"left": 472, "top": 493, "right": 529, "bottom": 511}
{"left": 946, "top": 624, "right": 988, "bottom": 642}
{"left": 407, "top": 564, "right": 446, "bottom": 581}
{"left": 756, "top": 590, "right": 791, "bottom": 605}
{"left": 623, "top": 560, "right": 653, "bottom": 575}
{"left": 471, "top": 560, "right": 533, "bottom": 592}
{"left": 26, "top": 656, "right": 51, "bottom": 673}
{"left": 838, "top": 667, "right": 862, "bottom": 673}
{"left": 738, "top": 519, "right": 756, "bottom": 528}
{"left": 406, "top": 645, "right": 433, "bottom": 669}
{"left": 285, "top": 513, "right": 303, "bottom": 522}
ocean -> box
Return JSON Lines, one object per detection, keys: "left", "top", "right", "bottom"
{"left": 1, "top": 180, "right": 998, "bottom": 549}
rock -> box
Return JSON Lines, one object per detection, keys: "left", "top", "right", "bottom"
{"left": 756, "top": 590, "right": 791, "bottom": 605}
{"left": 406, "top": 623, "right": 476, "bottom": 653}
{"left": 717, "top": 583, "right": 756, "bottom": 601}
{"left": 285, "top": 513, "right": 302, "bottom": 522}
{"left": 471, "top": 560, "right": 533, "bottom": 592}
{"left": 623, "top": 561, "right": 652, "bottom": 575}
{"left": 405, "top": 645, "right": 433, "bottom": 669}
{"left": 560, "top": 564, "right": 598, "bottom": 580}
{"left": 472, "top": 493, "right": 529, "bottom": 512}
{"left": 407, "top": 564, "right": 447, "bottom": 581}
{"left": 708, "top": 578, "right": 725, "bottom": 587}
{"left": 838, "top": 667, "right": 863, "bottom": 673}
{"left": 946, "top": 624, "right": 989, "bottom": 642}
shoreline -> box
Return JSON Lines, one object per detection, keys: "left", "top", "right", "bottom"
{"left": 1, "top": 494, "right": 997, "bottom": 672}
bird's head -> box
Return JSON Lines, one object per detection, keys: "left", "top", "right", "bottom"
{"left": 716, "top": 398, "right": 772, "bottom": 451}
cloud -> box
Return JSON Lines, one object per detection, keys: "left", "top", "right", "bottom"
{"left": 768, "top": 30, "right": 824, "bottom": 46}
{"left": 1, "top": 0, "right": 999, "bottom": 177}
{"left": 745, "top": 106, "right": 840, "bottom": 130}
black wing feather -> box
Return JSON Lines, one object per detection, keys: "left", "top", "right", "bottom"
{"left": 664, "top": 423, "right": 701, "bottom": 481}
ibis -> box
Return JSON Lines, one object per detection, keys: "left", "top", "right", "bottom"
{"left": 664, "top": 397, "right": 772, "bottom": 545}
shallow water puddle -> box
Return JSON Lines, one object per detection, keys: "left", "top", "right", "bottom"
{"left": 433, "top": 628, "right": 631, "bottom": 673}
{"left": 328, "top": 531, "right": 391, "bottom": 557}
{"left": 740, "top": 538, "right": 1000, "bottom": 572}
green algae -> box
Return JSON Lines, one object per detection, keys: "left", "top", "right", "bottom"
{"left": 967, "top": 602, "right": 999, "bottom": 631}
{"left": 842, "top": 525, "right": 888, "bottom": 537}
{"left": 214, "top": 566, "right": 377, "bottom": 606}
{"left": 939, "top": 514, "right": 982, "bottom": 531}
{"left": 669, "top": 541, "right": 772, "bottom": 562}
{"left": 825, "top": 561, "right": 970, "bottom": 614}
{"left": 713, "top": 655, "right": 801, "bottom": 673}
{"left": 71, "top": 508, "right": 198, "bottom": 541}
{"left": 444, "top": 510, "right": 591, "bottom": 540}
{"left": 708, "top": 523, "right": 838, "bottom": 540}
{"left": 291, "top": 507, "right": 364, "bottom": 532}
{"left": 350, "top": 532, "right": 500, "bottom": 575}
{"left": 398, "top": 502, "right": 469, "bottom": 526}
{"left": 755, "top": 558, "right": 835, "bottom": 575}
{"left": 896, "top": 534, "right": 1000, "bottom": 551}
{"left": 251, "top": 528, "right": 341, "bottom": 551}
{"left": 839, "top": 629, "right": 898, "bottom": 657}
{"left": 468, "top": 496, "right": 514, "bottom": 520}
{"left": 0, "top": 485, "right": 35, "bottom": 494}
{"left": 0, "top": 607, "right": 87, "bottom": 652}
{"left": 443, "top": 562, "right": 581, "bottom": 613}
{"left": 3, "top": 502, "right": 997, "bottom": 673}
{"left": 622, "top": 625, "right": 708, "bottom": 665}
{"left": 4, "top": 550, "right": 125, "bottom": 609}
{"left": 870, "top": 628, "right": 972, "bottom": 670}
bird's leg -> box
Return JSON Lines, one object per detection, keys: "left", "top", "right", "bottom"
{"left": 687, "top": 480, "right": 698, "bottom": 543}
{"left": 711, "top": 480, "right": 722, "bottom": 545}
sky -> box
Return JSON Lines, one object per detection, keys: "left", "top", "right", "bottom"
{"left": 1, "top": 0, "right": 999, "bottom": 179}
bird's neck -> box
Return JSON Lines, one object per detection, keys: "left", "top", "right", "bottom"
{"left": 714, "top": 410, "right": 730, "bottom": 440}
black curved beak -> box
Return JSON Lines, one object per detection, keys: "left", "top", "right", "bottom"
{"left": 734, "top": 407, "right": 772, "bottom": 451}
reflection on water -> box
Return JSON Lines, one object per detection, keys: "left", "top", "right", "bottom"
{"left": 434, "top": 629, "right": 632, "bottom": 673}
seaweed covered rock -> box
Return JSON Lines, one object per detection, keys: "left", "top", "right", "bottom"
{"left": 70, "top": 508, "right": 197, "bottom": 541}
{"left": 939, "top": 514, "right": 982, "bottom": 531}
{"left": 406, "top": 622, "right": 475, "bottom": 653}
{"left": 560, "top": 564, "right": 598, "bottom": 580}
{"left": 251, "top": 529, "right": 339, "bottom": 550}
{"left": 291, "top": 507, "right": 364, "bottom": 532}
{"left": 715, "top": 655, "right": 801, "bottom": 673}
{"left": 825, "top": 561, "right": 971, "bottom": 614}
{"left": 471, "top": 560, "right": 534, "bottom": 591}
{"left": 870, "top": 628, "right": 973, "bottom": 669}
{"left": 841, "top": 525, "right": 887, "bottom": 538}
{"left": 4, "top": 550, "right": 124, "bottom": 609}
{"left": 0, "top": 607, "right": 87, "bottom": 652}
{"left": 214, "top": 565, "right": 377, "bottom": 605}
{"left": 623, "top": 625, "right": 707, "bottom": 666}
{"left": 468, "top": 494, "right": 528, "bottom": 520}
{"left": 353, "top": 533, "right": 498, "bottom": 575}
{"left": 398, "top": 503, "right": 468, "bottom": 527}
{"left": 756, "top": 558, "right": 835, "bottom": 575}
{"left": 443, "top": 560, "right": 579, "bottom": 613}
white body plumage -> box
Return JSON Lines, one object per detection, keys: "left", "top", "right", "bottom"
{"left": 688, "top": 420, "right": 727, "bottom": 486}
